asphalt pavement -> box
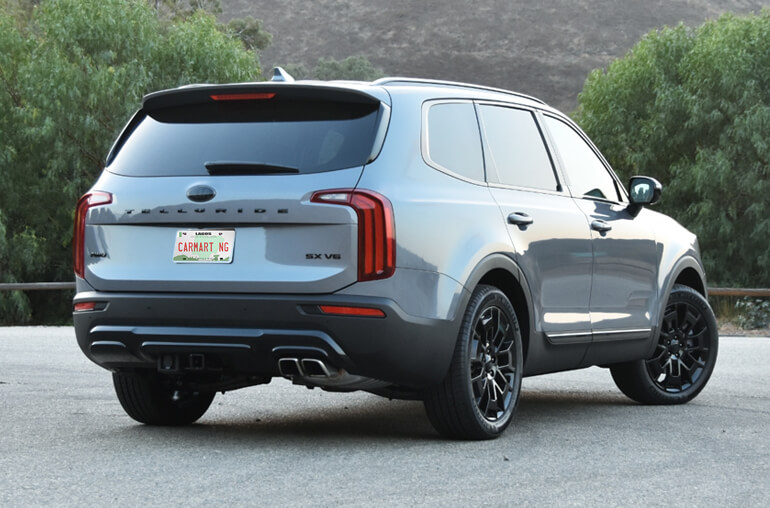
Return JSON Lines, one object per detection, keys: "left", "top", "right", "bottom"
{"left": 0, "top": 327, "right": 768, "bottom": 507}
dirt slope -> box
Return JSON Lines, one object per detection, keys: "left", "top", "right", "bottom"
{"left": 221, "top": 0, "right": 765, "bottom": 111}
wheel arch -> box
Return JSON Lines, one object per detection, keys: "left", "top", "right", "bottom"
{"left": 673, "top": 266, "right": 706, "bottom": 297}
{"left": 660, "top": 256, "right": 708, "bottom": 303}
{"left": 462, "top": 254, "right": 534, "bottom": 365}
{"left": 647, "top": 255, "right": 709, "bottom": 358}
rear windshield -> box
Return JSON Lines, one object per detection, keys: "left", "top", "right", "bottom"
{"left": 106, "top": 98, "right": 381, "bottom": 176}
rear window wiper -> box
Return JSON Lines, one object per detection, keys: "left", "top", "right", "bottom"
{"left": 204, "top": 161, "right": 300, "bottom": 175}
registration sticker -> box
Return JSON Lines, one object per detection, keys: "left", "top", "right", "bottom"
{"left": 173, "top": 230, "right": 235, "bottom": 263}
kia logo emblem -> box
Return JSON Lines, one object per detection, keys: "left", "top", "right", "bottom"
{"left": 187, "top": 185, "right": 216, "bottom": 202}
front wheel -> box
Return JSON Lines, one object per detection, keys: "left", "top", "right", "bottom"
{"left": 113, "top": 371, "right": 215, "bottom": 425}
{"left": 611, "top": 284, "right": 718, "bottom": 404}
{"left": 424, "top": 285, "right": 523, "bottom": 440}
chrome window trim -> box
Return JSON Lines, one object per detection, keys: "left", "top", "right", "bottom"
{"left": 473, "top": 100, "right": 566, "bottom": 194}
{"left": 540, "top": 112, "right": 629, "bottom": 204}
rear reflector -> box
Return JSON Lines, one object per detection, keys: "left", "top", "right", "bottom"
{"left": 319, "top": 305, "right": 386, "bottom": 317}
{"left": 209, "top": 93, "right": 276, "bottom": 101}
{"left": 73, "top": 302, "right": 96, "bottom": 312}
{"left": 311, "top": 189, "right": 395, "bottom": 281}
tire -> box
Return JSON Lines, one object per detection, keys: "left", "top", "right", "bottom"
{"left": 611, "top": 284, "right": 718, "bottom": 404}
{"left": 112, "top": 371, "right": 215, "bottom": 425}
{"left": 424, "top": 285, "right": 524, "bottom": 440}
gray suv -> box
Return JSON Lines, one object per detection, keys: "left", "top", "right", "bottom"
{"left": 73, "top": 71, "right": 718, "bottom": 439}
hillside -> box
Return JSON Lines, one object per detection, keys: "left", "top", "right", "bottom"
{"left": 220, "top": 0, "right": 765, "bottom": 111}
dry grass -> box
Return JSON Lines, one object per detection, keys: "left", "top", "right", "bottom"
{"left": 718, "top": 322, "right": 770, "bottom": 336}
{"left": 711, "top": 295, "right": 770, "bottom": 336}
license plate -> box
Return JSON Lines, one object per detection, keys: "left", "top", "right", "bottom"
{"left": 173, "top": 230, "right": 235, "bottom": 263}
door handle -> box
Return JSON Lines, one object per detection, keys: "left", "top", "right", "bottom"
{"left": 591, "top": 219, "right": 612, "bottom": 233}
{"left": 508, "top": 212, "right": 534, "bottom": 226}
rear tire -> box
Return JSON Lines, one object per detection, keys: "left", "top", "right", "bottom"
{"left": 611, "top": 284, "right": 718, "bottom": 404}
{"left": 112, "top": 371, "right": 215, "bottom": 425}
{"left": 424, "top": 285, "right": 523, "bottom": 440}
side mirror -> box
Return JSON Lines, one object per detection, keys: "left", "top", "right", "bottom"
{"left": 627, "top": 176, "right": 662, "bottom": 216}
{"left": 629, "top": 176, "right": 662, "bottom": 205}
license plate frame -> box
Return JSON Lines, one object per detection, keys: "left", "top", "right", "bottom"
{"left": 173, "top": 230, "right": 235, "bottom": 264}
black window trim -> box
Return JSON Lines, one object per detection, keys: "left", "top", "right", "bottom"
{"left": 105, "top": 109, "right": 144, "bottom": 167}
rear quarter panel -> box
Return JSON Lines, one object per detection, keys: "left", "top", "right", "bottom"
{"left": 352, "top": 87, "right": 514, "bottom": 323}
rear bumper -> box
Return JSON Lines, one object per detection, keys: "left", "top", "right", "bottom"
{"left": 73, "top": 291, "right": 459, "bottom": 388}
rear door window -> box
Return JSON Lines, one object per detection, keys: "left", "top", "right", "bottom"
{"left": 107, "top": 98, "right": 381, "bottom": 176}
{"left": 477, "top": 105, "right": 559, "bottom": 191}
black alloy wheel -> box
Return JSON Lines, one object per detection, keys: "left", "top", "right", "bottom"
{"left": 470, "top": 304, "right": 518, "bottom": 421}
{"left": 646, "top": 296, "right": 713, "bottom": 392}
{"left": 424, "top": 284, "right": 523, "bottom": 440}
{"left": 611, "top": 284, "right": 718, "bottom": 404}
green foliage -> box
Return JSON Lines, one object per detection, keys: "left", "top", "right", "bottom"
{"left": 574, "top": 11, "right": 770, "bottom": 287}
{"left": 0, "top": 0, "right": 36, "bottom": 21}
{"left": 0, "top": 212, "right": 39, "bottom": 323}
{"left": 279, "top": 62, "right": 311, "bottom": 80}
{"left": 735, "top": 298, "right": 770, "bottom": 329}
{"left": 281, "top": 56, "right": 384, "bottom": 81}
{"left": 226, "top": 15, "right": 272, "bottom": 51}
{"left": 153, "top": 0, "right": 222, "bottom": 20}
{"left": 314, "top": 56, "right": 384, "bottom": 81}
{"left": 0, "top": 0, "right": 263, "bottom": 324}
{"left": 150, "top": 1, "right": 272, "bottom": 53}
{"left": 160, "top": 10, "right": 258, "bottom": 84}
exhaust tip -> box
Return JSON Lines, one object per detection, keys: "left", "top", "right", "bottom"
{"left": 301, "top": 358, "right": 333, "bottom": 377}
{"left": 278, "top": 358, "right": 302, "bottom": 378}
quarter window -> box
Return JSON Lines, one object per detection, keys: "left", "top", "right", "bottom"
{"left": 425, "top": 102, "right": 484, "bottom": 181}
{"left": 477, "top": 105, "right": 558, "bottom": 190}
{"left": 544, "top": 116, "right": 620, "bottom": 201}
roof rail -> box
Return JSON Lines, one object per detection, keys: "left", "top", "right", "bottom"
{"left": 372, "top": 77, "right": 546, "bottom": 105}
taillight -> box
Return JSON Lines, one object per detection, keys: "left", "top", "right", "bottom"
{"left": 311, "top": 189, "right": 395, "bottom": 281}
{"left": 73, "top": 191, "right": 112, "bottom": 278}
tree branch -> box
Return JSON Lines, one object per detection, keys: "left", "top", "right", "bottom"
{"left": 62, "top": 130, "right": 104, "bottom": 170}
{"left": 0, "top": 63, "right": 23, "bottom": 108}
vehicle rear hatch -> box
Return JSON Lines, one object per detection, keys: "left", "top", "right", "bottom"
{"left": 81, "top": 83, "right": 390, "bottom": 293}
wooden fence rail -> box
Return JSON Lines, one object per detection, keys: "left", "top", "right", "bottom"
{"left": 0, "top": 282, "right": 75, "bottom": 291}
{"left": 707, "top": 288, "right": 770, "bottom": 297}
{"left": 1, "top": 282, "right": 769, "bottom": 297}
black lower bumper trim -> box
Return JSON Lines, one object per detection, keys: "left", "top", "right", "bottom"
{"left": 74, "top": 291, "right": 459, "bottom": 387}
